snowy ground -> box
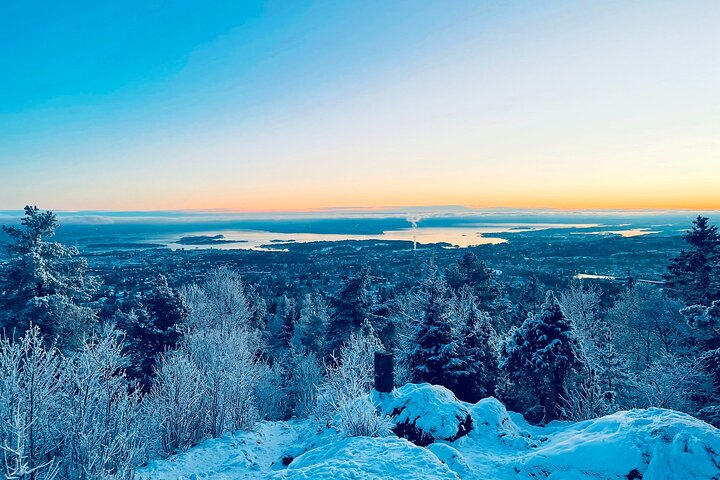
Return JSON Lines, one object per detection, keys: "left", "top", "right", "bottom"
{"left": 138, "top": 384, "right": 720, "bottom": 480}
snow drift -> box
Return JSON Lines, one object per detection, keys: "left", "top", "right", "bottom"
{"left": 138, "top": 383, "right": 720, "bottom": 480}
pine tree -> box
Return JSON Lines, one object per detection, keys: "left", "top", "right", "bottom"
{"left": 499, "top": 291, "right": 581, "bottom": 422}
{"left": 0, "top": 206, "right": 98, "bottom": 348}
{"left": 666, "top": 216, "right": 720, "bottom": 305}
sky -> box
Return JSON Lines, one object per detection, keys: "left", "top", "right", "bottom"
{"left": 1, "top": 0, "right": 719, "bottom": 212}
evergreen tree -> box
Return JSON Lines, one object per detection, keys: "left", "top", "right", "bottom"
{"left": 122, "top": 275, "right": 188, "bottom": 384}
{"left": 448, "top": 287, "right": 499, "bottom": 402}
{"left": 514, "top": 273, "right": 542, "bottom": 324}
{"left": 463, "top": 305, "right": 499, "bottom": 401}
{"left": 326, "top": 269, "right": 376, "bottom": 355}
{"left": 0, "top": 206, "right": 98, "bottom": 348}
{"left": 446, "top": 252, "right": 502, "bottom": 311}
{"left": 681, "top": 301, "right": 720, "bottom": 391}
{"left": 267, "top": 294, "right": 296, "bottom": 354}
{"left": 666, "top": 216, "right": 720, "bottom": 305}
{"left": 292, "top": 293, "right": 329, "bottom": 354}
{"left": 590, "top": 321, "right": 628, "bottom": 395}
{"left": 407, "top": 265, "right": 463, "bottom": 390}
{"left": 499, "top": 291, "right": 581, "bottom": 422}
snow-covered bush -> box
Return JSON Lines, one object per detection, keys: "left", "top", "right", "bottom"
{"left": 185, "top": 327, "right": 263, "bottom": 435}
{"left": 560, "top": 380, "right": 616, "bottom": 422}
{"left": 287, "top": 350, "right": 324, "bottom": 418}
{"left": 0, "top": 327, "right": 62, "bottom": 480}
{"left": 148, "top": 351, "right": 206, "bottom": 456}
{"left": 149, "top": 324, "right": 265, "bottom": 455}
{"left": 0, "top": 326, "right": 150, "bottom": 479}
{"left": 335, "top": 396, "right": 393, "bottom": 437}
{"left": 59, "top": 326, "right": 148, "bottom": 479}
{"left": 255, "top": 361, "right": 289, "bottom": 421}
{"left": 314, "top": 325, "right": 388, "bottom": 436}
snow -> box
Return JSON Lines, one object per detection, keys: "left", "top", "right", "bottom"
{"left": 374, "top": 383, "right": 473, "bottom": 444}
{"left": 139, "top": 384, "right": 720, "bottom": 480}
{"left": 270, "top": 437, "right": 459, "bottom": 480}
{"left": 138, "top": 421, "right": 302, "bottom": 479}
{"left": 516, "top": 408, "right": 720, "bottom": 479}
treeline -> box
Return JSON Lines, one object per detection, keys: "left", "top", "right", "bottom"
{"left": 0, "top": 207, "right": 719, "bottom": 479}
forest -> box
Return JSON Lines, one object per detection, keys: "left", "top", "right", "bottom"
{"left": 0, "top": 206, "right": 719, "bottom": 479}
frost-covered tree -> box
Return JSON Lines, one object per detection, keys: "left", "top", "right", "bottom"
{"left": 608, "top": 283, "right": 688, "bottom": 372}
{"left": 445, "top": 286, "right": 499, "bottom": 402}
{"left": 499, "top": 291, "right": 581, "bottom": 422}
{"left": 0, "top": 206, "right": 98, "bottom": 349}
{"left": 559, "top": 284, "right": 628, "bottom": 414}
{"left": 59, "top": 326, "right": 147, "bottom": 479}
{"left": 181, "top": 267, "right": 256, "bottom": 332}
{"left": 406, "top": 266, "right": 464, "bottom": 391}
{"left": 291, "top": 293, "right": 329, "bottom": 354}
{"left": 0, "top": 327, "right": 62, "bottom": 480}
{"left": 561, "top": 321, "right": 628, "bottom": 421}
{"left": 633, "top": 352, "right": 714, "bottom": 412}
{"left": 560, "top": 283, "right": 603, "bottom": 344}
{"left": 666, "top": 216, "right": 720, "bottom": 306}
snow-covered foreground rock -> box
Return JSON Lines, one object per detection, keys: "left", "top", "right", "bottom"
{"left": 138, "top": 384, "right": 720, "bottom": 480}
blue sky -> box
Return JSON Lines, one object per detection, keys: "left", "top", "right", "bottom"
{"left": 1, "top": 1, "right": 718, "bottom": 211}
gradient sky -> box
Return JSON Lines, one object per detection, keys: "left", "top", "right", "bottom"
{"left": 1, "top": 0, "right": 719, "bottom": 211}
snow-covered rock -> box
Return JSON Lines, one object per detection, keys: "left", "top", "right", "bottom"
{"left": 374, "top": 383, "right": 473, "bottom": 446}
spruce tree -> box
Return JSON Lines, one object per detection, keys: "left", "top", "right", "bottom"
{"left": 499, "top": 291, "right": 581, "bottom": 422}
{"left": 666, "top": 216, "right": 720, "bottom": 305}
{"left": 267, "top": 294, "right": 296, "bottom": 354}
{"left": 124, "top": 275, "right": 188, "bottom": 384}
{"left": 446, "top": 251, "right": 502, "bottom": 311}
{"left": 326, "top": 269, "right": 376, "bottom": 355}
{"left": 292, "top": 293, "right": 329, "bottom": 354}
{"left": 407, "top": 265, "right": 463, "bottom": 390}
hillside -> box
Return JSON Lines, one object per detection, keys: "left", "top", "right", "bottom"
{"left": 139, "top": 384, "right": 720, "bottom": 480}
